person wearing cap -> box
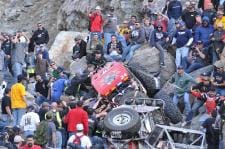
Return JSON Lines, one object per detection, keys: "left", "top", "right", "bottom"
{"left": 183, "top": 40, "right": 209, "bottom": 73}
{"left": 181, "top": 1, "right": 198, "bottom": 30}
{"left": 190, "top": 72, "right": 212, "bottom": 117}
{"left": 72, "top": 35, "right": 87, "bottom": 60}
{"left": 211, "top": 61, "right": 225, "bottom": 95}
{"left": 170, "top": 65, "right": 198, "bottom": 122}
{"left": 195, "top": 16, "right": 214, "bottom": 47}
{"left": 20, "top": 135, "right": 42, "bottom": 149}
{"left": 150, "top": 23, "right": 170, "bottom": 67}
{"left": 20, "top": 105, "right": 40, "bottom": 137}
{"left": 172, "top": 21, "right": 193, "bottom": 67}
{"left": 214, "top": 11, "right": 225, "bottom": 29}
{"left": 0, "top": 88, "right": 13, "bottom": 127}
{"left": 202, "top": 3, "right": 217, "bottom": 24}
{"left": 31, "top": 22, "right": 49, "bottom": 46}
{"left": 88, "top": 5, "right": 104, "bottom": 47}
{"left": 13, "top": 135, "right": 24, "bottom": 148}
{"left": 64, "top": 100, "right": 89, "bottom": 136}
{"left": 67, "top": 123, "right": 92, "bottom": 149}
{"left": 10, "top": 75, "right": 27, "bottom": 126}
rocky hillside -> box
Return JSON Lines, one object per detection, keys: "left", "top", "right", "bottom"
{"left": 0, "top": 0, "right": 175, "bottom": 44}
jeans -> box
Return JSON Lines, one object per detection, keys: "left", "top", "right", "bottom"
{"left": 176, "top": 47, "right": 189, "bottom": 67}
{"left": 23, "top": 130, "right": 34, "bottom": 138}
{"left": 104, "top": 32, "right": 115, "bottom": 52}
{"left": 173, "top": 93, "right": 191, "bottom": 120}
{"left": 12, "top": 108, "right": 26, "bottom": 126}
{"left": 125, "top": 44, "right": 142, "bottom": 62}
{"left": 191, "top": 99, "right": 205, "bottom": 117}
{"left": 104, "top": 54, "right": 122, "bottom": 62}
{"left": 12, "top": 62, "right": 23, "bottom": 83}
{"left": 58, "top": 128, "right": 67, "bottom": 148}
{"left": 185, "top": 62, "right": 205, "bottom": 73}
{"left": 155, "top": 40, "right": 166, "bottom": 64}
{"left": 56, "top": 130, "right": 62, "bottom": 149}
{"left": 167, "top": 18, "right": 176, "bottom": 37}
{"left": 91, "top": 136, "right": 108, "bottom": 149}
{"left": 0, "top": 114, "right": 13, "bottom": 128}
{"left": 216, "top": 88, "right": 225, "bottom": 96}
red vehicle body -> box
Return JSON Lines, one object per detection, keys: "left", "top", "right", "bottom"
{"left": 91, "top": 62, "right": 129, "bottom": 97}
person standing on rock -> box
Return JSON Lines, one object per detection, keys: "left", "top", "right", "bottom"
{"left": 72, "top": 35, "right": 87, "bottom": 60}
{"left": 88, "top": 6, "right": 104, "bottom": 48}
{"left": 32, "top": 23, "right": 49, "bottom": 48}
{"left": 170, "top": 66, "right": 198, "bottom": 123}
{"left": 10, "top": 74, "right": 27, "bottom": 126}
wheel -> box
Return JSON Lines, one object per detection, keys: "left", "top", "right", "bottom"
{"left": 154, "top": 90, "right": 183, "bottom": 124}
{"left": 103, "top": 107, "right": 141, "bottom": 139}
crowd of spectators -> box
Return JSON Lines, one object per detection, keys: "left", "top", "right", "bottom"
{"left": 0, "top": 0, "right": 225, "bottom": 148}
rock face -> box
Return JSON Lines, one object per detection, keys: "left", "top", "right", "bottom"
{"left": 49, "top": 31, "right": 88, "bottom": 69}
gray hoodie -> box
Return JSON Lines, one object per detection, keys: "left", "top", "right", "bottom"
{"left": 11, "top": 42, "right": 27, "bottom": 64}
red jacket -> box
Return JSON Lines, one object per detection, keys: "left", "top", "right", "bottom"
{"left": 19, "top": 145, "right": 42, "bottom": 149}
{"left": 64, "top": 107, "right": 89, "bottom": 135}
{"left": 205, "top": 97, "right": 216, "bottom": 114}
{"left": 89, "top": 13, "right": 104, "bottom": 32}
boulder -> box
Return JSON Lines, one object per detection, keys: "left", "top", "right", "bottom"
{"left": 128, "top": 45, "right": 176, "bottom": 96}
{"left": 49, "top": 31, "right": 88, "bottom": 70}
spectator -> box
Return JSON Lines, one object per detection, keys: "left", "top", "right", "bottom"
{"left": 72, "top": 35, "right": 87, "bottom": 60}
{"left": 103, "top": 7, "right": 118, "bottom": 51}
{"left": 67, "top": 123, "right": 92, "bottom": 149}
{"left": 194, "top": 16, "right": 214, "bottom": 47}
{"left": 214, "top": 11, "right": 225, "bottom": 29}
{"left": 0, "top": 88, "right": 13, "bottom": 127}
{"left": 191, "top": 72, "right": 212, "bottom": 117}
{"left": 202, "top": 109, "right": 221, "bottom": 149}
{"left": 141, "top": 0, "right": 156, "bottom": 20}
{"left": 64, "top": 100, "right": 89, "bottom": 136}
{"left": 211, "top": 61, "right": 225, "bottom": 96}
{"left": 20, "top": 106, "right": 40, "bottom": 137}
{"left": 170, "top": 66, "right": 197, "bottom": 123}
{"left": 143, "top": 18, "right": 154, "bottom": 41}
{"left": 124, "top": 21, "right": 145, "bottom": 63}
{"left": 10, "top": 75, "right": 27, "bottom": 126}
{"left": 86, "top": 33, "right": 103, "bottom": 54}
{"left": 0, "top": 47, "right": 6, "bottom": 77}
{"left": 183, "top": 41, "right": 209, "bottom": 73}
{"left": 20, "top": 135, "right": 42, "bottom": 149}
{"left": 172, "top": 21, "right": 193, "bottom": 67}
{"left": 37, "top": 44, "right": 50, "bottom": 62}
{"left": 193, "top": 15, "right": 203, "bottom": 34}
{"left": 1, "top": 34, "right": 12, "bottom": 73}
{"left": 88, "top": 5, "right": 104, "bottom": 47}
{"left": 45, "top": 112, "right": 57, "bottom": 148}
{"left": 86, "top": 50, "right": 105, "bottom": 69}
{"left": 167, "top": 0, "right": 182, "bottom": 20}
{"left": 35, "top": 53, "right": 48, "bottom": 79}
{"left": 38, "top": 102, "right": 50, "bottom": 121}
{"left": 35, "top": 75, "right": 49, "bottom": 105}
{"left": 118, "top": 20, "right": 131, "bottom": 45}
{"left": 150, "top": 24, "right": 170, "bottom": 67}
{"left": 198, "top": 0, "right": 219, "bottom": 11}
{"left": 182, "top": 1, "right": 198, "bottom": 30}
{"left": 11, "top": 33, "right": 28, "bottom": 82}
{"left": 128, "top": 15, "right": 137, "bottom": 31}
{"left": 153, "top": 12, "right": 168, "bottom": 33}
{"left": 104, "top": 35, "right": 123, "bottom": 61}
{"left": 32, "top": 23, "right": 49, "bottom": 46}
{"left": 13, "top": 135, "right": 24, "bottom": 149}
{"left": 202, "top": 3, "right": 217, "bottom": 24}
{"left": 50, "top": 62, "right": 60, "bottom": 79}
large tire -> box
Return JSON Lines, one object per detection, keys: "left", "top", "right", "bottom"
{"left": 154, "top": 90, "right": 183, "bottom": 124}
{"left": 103, "top": 107, "right": 141, "bottom": 139}
{"left": 128, "top": 45, "right": 176, "bottom": 96}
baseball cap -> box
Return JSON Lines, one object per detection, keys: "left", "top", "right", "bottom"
{"left": 76, "top": 123, "right": 84, "bottom": 131}
{"left": 95, "top": 6, "right": 101, "bottom": 10}
{"left": 202, "top": 16, "right": 210, "bottom": 22}
{"left": 14, "top": 135, "right": 24, "bottom": 143}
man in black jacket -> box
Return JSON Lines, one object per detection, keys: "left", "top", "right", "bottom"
{"left": 32, "top": 23, "right": 49, "bottom": 46}
{"left": 72, "top": 35, "right": 87, "bottom": 60}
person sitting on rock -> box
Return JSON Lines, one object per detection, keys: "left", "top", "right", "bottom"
{"left": 123, "top": 21, "right": 145, "bottom": 63}
{"left": 32, "top": 23, "right": 49, "bottom": 46}
{"left": 182, "top": 40, "right": 209, "bottom": 73}
{"left": 143, "top": 17, "right": 154, "bottom": 42}
{"left": 86, "top": 33, "right": 103, "bottom": 54}
{"left": 153, "top": 12, "right": 168, "bottom": 33}
{"left": 86, "top": 50, "right": 105, "bottom": 69}
{"left": 72, "top": 35, "right": 87, "bottom": 60}
{"left": 150, "top": 23, "right": 170, "bottom": 67}
{"left": 104, "top": 35, "right": 123, "bottom": 62}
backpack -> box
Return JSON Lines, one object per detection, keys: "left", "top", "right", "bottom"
{"left": 73, "top": 134, "right": 84, "bottom": 145}
{"left": 34, "top": 120, "right": 48, "bottom": 146}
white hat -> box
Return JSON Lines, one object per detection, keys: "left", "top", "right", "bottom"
{"left": 76, "top": 123, "right": 84, "bottom": 131}
{"left": 95, "top": 6, "right": 101, "bottom": 10}
{"left": 14, "top": 135, "right": 24, "bottom": 143}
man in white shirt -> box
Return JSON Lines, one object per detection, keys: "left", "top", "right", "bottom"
{"left": 20, "top": 105, "right": 40, "bottom": 137}
{"left": 67, "top": 123, "right": 92, "bottom": 149}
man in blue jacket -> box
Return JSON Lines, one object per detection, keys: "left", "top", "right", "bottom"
{"left": 194, "top": 16, "right": 214, "bottom": 47}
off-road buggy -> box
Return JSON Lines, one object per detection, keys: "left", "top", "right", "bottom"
{"left": 91, "top": 62, "right": 182, "bottom": 124}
